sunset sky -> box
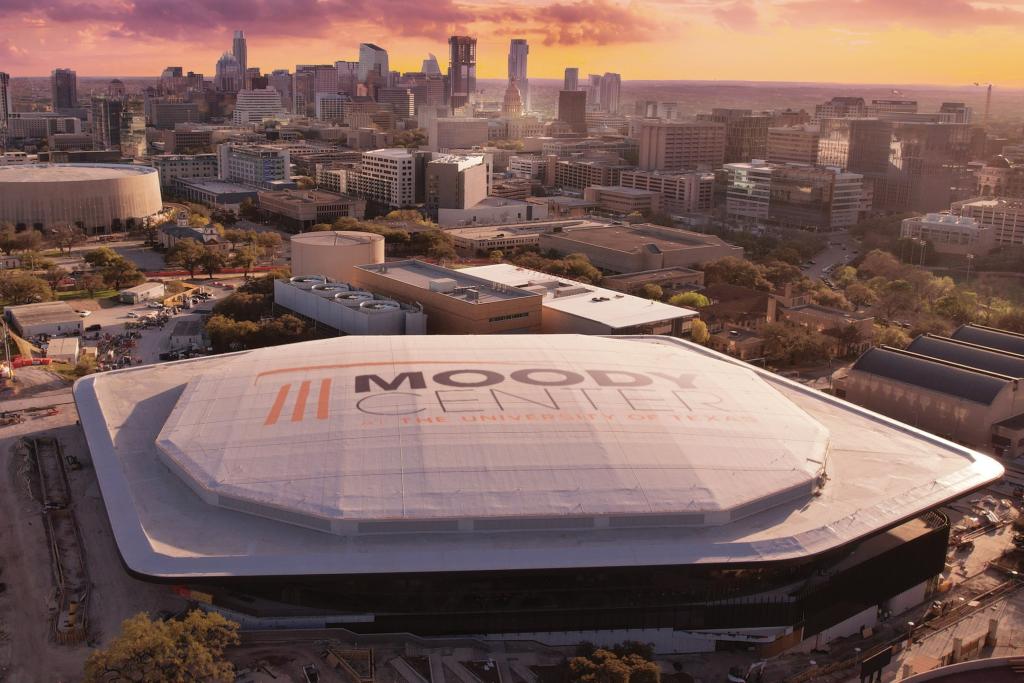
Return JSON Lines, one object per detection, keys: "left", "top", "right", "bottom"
{"left": 0, "top": 0, "right": 1022, "bottom": 86}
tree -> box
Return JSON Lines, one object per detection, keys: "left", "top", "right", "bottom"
{"left": 42, "top": 266, "right": 70, "bottom": 289}
{"left": 690, "top": 319, "right": 710, "bottom": 344}
{"left": 858, "top": 250, "right": 903, "bottom": 279}
{"left": 83, "top": 246, "right": 120, "bottom": 269}
{"left": 311, "top": 223, "right": 334, "bottom": 232}
{"left": 238, "top": 198, "right": 260, "bottom": 222}
{"left": 701, "top": 257, "right": 771, "bottom": 290}
{"left": 761, "top": 260, "right": 804, "bottom": 288}
{"left": 933, "top": 291, "right": 979, "bottom": 326}
{"left": 253, "top": 231, "right": 282, "bottom": 257}
{"left": 81, "top": 274, "right": 106, "bottom": 297}
{"left": 50, "top": 223, "right": 87, "bottom": 255}
{"left": 222, "top": 228, "right": 248, "bottom": 251}
{"left": 762, "top": 322, "right": 831, "bottom": 365}
{"left": 874, "top": 324, "right": 911, "bottom": 349}
{"left": 874, "top": 279, "right": 915, "bottom": 320}
{"left": 669, "top": 292, "right": 710, "bottom": 308}
{"left": 995, "top": 310, "right": 1024, "bottom": 334}
{"left": 845, "top": 282, "right": 876, "bottom": 308}
{"left": 84, "top": 610, "right": 239, "bottom": 683}
{"left": 14, "top": 229, "right": 44, "bottom": 253}
{"left": 101, "top": 258, "right": 145, "bottom": 290}
{"left": 210, "top": 208, "right": 238, "bottom": 227}
{"left": 231, "top": 246, "right": 259, "bottom": 278}
{"left": 488, "top": 249, "right": 504, "bottom": 263}
{"left": 200, "top": 249, "right": 226, "bottom": 279}
{"left": 0, "top": 271, "right": 53, "bottom": 304}
{"left": 165, "top": 239, "right": 205, "bottom": 278}
{"left": 569, "top": 648, "right": 660, "bottom": 683}
{"left": 638, "top": 283, "right": 663, "bottom": 300}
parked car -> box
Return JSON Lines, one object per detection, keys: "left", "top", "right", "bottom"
{"left": 86, "top": 324, "right": 102, "bottom": 332}
{"left": 76, "top": 310, "right": 91, "bottom": 317}
{"left": 147, "top": 301, "right": 165, "bottom": 309}
{"left": 127, "top": 312, "right": 139, "bottom": 318}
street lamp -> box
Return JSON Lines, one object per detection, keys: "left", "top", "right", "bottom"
{"left": 966, "top": 253, "right": 975, "bottom": 287}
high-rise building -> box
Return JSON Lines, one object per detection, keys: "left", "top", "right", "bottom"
{"left": 91, "top": 96, "right": 123, "bottom": 150}
{"left": 232, "top": 88, "right": 286, "bottom": 125}
{"left": 428, "top": 117, "right": 489, "bottom": 152}
{"left": 564, "top": 67, "right": 579, "bottom": 92}
{"left": 108, "top": 79, "right": 126, "bottom": 98}
{"left": 558, "top": 90, "right": 587, "bottom": 134}
{"left": 218, "top": 143, "right": 291, "bottom": 187}
{"left": 358, "top": 44, "right": 389, "bottom": 84}
{"left": 447, "top": 36, "right": 477, "bottom": 112}
{"left": 586, "top": 74, "right": 602, "bottom": 108}
{"left": 232, "top": 30, "right": 248, "bottom": 84}
{"left": 599, "top": 73, "right": 621, "bottom": 114}
{"left": 336, "top": 61, "right": 359, "bottom": 94}
{"left": 51, "top": 68, "right": 78, "bottom": 111}
{"left": 638, "top": 120, "right": 727, "bottom": 171}
{"left": 0, "top": 73, "right": 12, "bottom": 132}
{"left": 697, "top": 108, "right": 769, "bottom": 163}
{"left": 939, "top": 102, "right": 973, "bottom": 125}
{"left": 978, "top": 156, "right": 1024, "bottom": 198}
{"left": 502, "top": 80, "right": 524, "bottom": 118}
{"left": 814, "top": 96, "right": 866, "bottom": 121}
{"left": 767, "top": 125, "right": 821, "bottom": 166}
{"left": 426, "top": 154, "right": 488, "bottom": 217}
{"left": 422, "top": 54, "right": 442, "bottom": 77}
{"left": 214, "top": 53, "right": 243, "bottom": 92}
{"left": 268, "top": 70, "right": 293, "bottom": 113}
{"left": 507, "top": 39, "right": 529, "bottom": 112}
{"left": 619, "top": 170, "right": 716, "bottom": 214}
{"left": 378, "top": 88, "right": 415, "bottom": 118}
{"left": 353, "top": 148, "right": 417, "bottom": 208}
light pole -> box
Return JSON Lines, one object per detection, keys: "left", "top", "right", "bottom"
{"left": 966, "top": 253, "right": 975, "bottom": 287}
{"left": 918, "top": 239, "right": 927, "bottom": 267}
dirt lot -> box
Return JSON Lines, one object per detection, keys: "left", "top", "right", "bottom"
{"left": 0, "top": 387, "right": 186, "bottom": 682}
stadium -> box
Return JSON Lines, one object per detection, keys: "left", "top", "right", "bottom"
{"left": 0, "top": 164, "right": 163, "bottom": 233}
{"left": 73, "top": 335, "right": 1002, "bottom": 652}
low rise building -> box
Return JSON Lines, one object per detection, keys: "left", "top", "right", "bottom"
{"left": 583, "top": 185, "right": 661, "bottom": 216}
{"left": 951, "top": 197, "right": 1024, "bottom": 247}
{"left": 900, "top": 213, "right": 991, "bottom": 255}
{"left": 159, "top": 222, "right": 229, "bottom": 252}
{"left": 489, "top": 177, "right": 532, "bottom": 200}
{"left": 462, "top": 263, "right": 697, "bottom": 336}
{"left": 5, "top": 301, "right": 83, "bottom": 338}
{"left": 151, "top": 154, "right": 219, "bottom": 189}
{"left": 258, "top": 189, "right": 366, "bottom": 232}
{"left": 526, "top": 195, "right": 597, "bottom": 218}
{"left": 352, "top": 260, "right": 542, "bottom": 334}
{"left": 350, "top": 148, "right": 416, "bottom": 209}
{"left": 217, "top": 143, "right": 291, "bottom": 188}
{"left": 438, "top": 197, "right": 547, "bottom": 228}
{"left": 119, "top": 281, "right": 166, "bottom": 304}
{"left": 539, "top": 222, "right": 743, "bottom": 273}
{"left": 618, "top": 170, "right": 714, "bottom": 214}
{"left": 172, "top": 178, "right": 259, "bottom": 208}
{"left": 45, "top": 337, "right": 80, "bottom": 364}
{"left": 602, "top": 267, "right": 705, "bottom": 295}
{"left": 274, "top": 276, "right": 427, "bottom": 335}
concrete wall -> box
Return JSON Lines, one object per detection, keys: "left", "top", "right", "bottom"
{"left": 290, "top": 232, "right": 385, "bottom": 283}
{"left": 274, "top": 280, "right": 424, "bottom": 335}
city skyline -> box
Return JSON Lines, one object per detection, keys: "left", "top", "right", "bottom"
{"left": 1, "top": 1, "right": 1023, "bottom": 86}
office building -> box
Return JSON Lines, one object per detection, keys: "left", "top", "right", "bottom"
{"left": 555, "top": 159, "right": 632, "bottom": 192}
{"left": 232, "top": 88, "right": 286, "bottom": 125}
{"left": 900, "top": 213, "right": 989, "bottom": 255}
{"left": 507, "top": 39, "right": 529, "bottom": 112}
{"left": 813, "top": 96, "right": 866, "bottom": 120}
{"left": 583, "top": 185, "right": 662, "bottom": 215}
{"left": 258, "top": 189, "right": 365, "bottom": 232}
{"left": 697, "top": 108, "right": 769, "bottom": 163}
{"left": 51, "top": 68, "right": 78, "bottom": 111}
{"left": 638, "top": 120, "right": 726, "bottom": 171}
{"left": 977, "top": 156, "right": 1024, "bottom": 199}
{"left": 358, "top": 44, "right": 390, "bottom": 84}
{"left": 428, "top": 117, "right": 489, "bottom": 152}
{"left": 952, "top": 197, "right": 1024, "bottom": 247}
{"left": 425, "top": 154, "right": 488, "bottom": 217}
{"left": 268, "top": 70, "right": 293, "bottom": 113}
{"left": 563, "top": 67, "right": 579, "bottom": 92}
{"left": 354, "top": 260, "right": 542, "bottom": 334}
{"left": 215, "top": 53, "right": 243, "bottom": 92}
{"left": 725, "top": 161, "right": 864, "bottom": 231}
{"left": 336, "top": 61, "right": 359, "bottom": 95}
{"left": 232, "top": 30, "right": 248, "bottom": 84}
{"left": 867, "top": 99, "right": 917, "bottom": 116}
{"left": 540, "top": 222, "right": 743, "bottom": 272}
{"left": 151, "top": 154, "right": 219, "bottom": 188}
{"left": 438, "top": 197, "right": 546, "bottom": 228}
{"left": 378, "top": 88, "right": 415, "bottom": 118}
{"left": 74, "top": 331, "right": 1000, "bottom": 649}
{"left": 557, "top": 90, "right": 587, "bottom": 134}
{"left": 447, "top": 36, "right": 477, "bottom": 111}
{"left": 217, "top": 143, "right": 291, "bottom": 188}
{"left": 619, "top": 170, "right": 715, "bottom": 214}
{"left": 598, "top": 72, "right": 622, "bottom": 114}
{"left": 767, "top": 125, "right": 821, "bottom": 165}
{"left": 150, "top": 101, "right": 201, "bottom": 130}
{"left": 0, "top": 72, "right": 12, "bottom": 131}
{"left": 90, "top": 96, "right": 122, "bottom": 150}
{"left": 351, "top": 148, "right": 416, "bottom": 208}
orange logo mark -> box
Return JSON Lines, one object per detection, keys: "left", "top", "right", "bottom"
{"left": 264, "top": 378, "right": 333, "bottom": 425}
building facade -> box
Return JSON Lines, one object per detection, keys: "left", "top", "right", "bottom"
{"left": 638, "top": 121, "right": 726, "bottom": 172}
{"left": 352, "top": 148, "right": 416, "bottom": 208}
{"left": 217, "top": 143, "right": 291, "bottom": 187}
{"left": 619, "top": 170, "right": 715, "bottom": 214}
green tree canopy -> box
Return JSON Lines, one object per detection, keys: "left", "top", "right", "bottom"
{"left": 638, "top": 283, "right": 663, "bottom": 300}
{"left": 165, "top": 239, "right": 206, "bottom": 278}
{"left": 668, "top": 292, "right": 710, "bottom": 308}
{"left": 0, "top": 271, "right": 54, "bottom": 305}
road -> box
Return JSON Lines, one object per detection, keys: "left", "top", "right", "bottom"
{"left": 805, "top": 231, "right": 860, "bottom": 280}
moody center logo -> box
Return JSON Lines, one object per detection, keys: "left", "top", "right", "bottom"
{"left": 256, "top": 361, "right": 734, "bottom": 425}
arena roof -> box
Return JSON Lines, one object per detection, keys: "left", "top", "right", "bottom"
{"left": 74, "top": 335, "right": 1003, "bottom": 578}
{"left": 290, "top": 231, "right": 383, "bottom": 247}
{"left": 0, "top": 163, "right": 157, "bottom": 182}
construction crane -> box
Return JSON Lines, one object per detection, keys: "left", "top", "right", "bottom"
{"left": 973, "top": 82, "right": 993, "bottom": 128}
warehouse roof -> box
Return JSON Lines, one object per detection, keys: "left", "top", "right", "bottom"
{"left": 951, "top": 324, "right": 1024, "bottom": 357}
{"left": 5, "top": 301, "right": 80, "bottom": 327}
{"left": 851, "top": 346, "right": 1014, "bottom": 405}
{"left": 907, "top": 334, "right": 1024, "bottom": 379}
{"left": 73, "top": 335, "right": 1002, "bottom": 579}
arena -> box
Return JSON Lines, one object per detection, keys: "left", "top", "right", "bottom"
{"left": 74, "top": 335, "right": 1002, "bottom": 652}
{"left": 0, "top": 164, "right": 163, "bottom": 234}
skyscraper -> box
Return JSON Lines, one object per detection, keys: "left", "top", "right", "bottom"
{"left": 358, "top": 44, "right": 389, "bottom": 83}
{"left": 91, "top": 96, "right": 123, "bottom": 150}
{"left": 507, "top": 39, "right": 529, "bottom": 112}
{"left": 558, "top": 90, "right": 587, "bottom": 134}
{"left": 268, "top": 70, "right": 293, "bottom": 113}
{"left": 232, "top": 30, "right": 248, "bottom": 83}
{"left": 0, "top": 72, "right": 12, "bottom": 131}
{"left": 215, "top": 53, "right": 243, "bottom": 92}
{"left": 336, "top": 61, "right": 359, "bottom": 94}
{"left": 51, "top": 68, "right": 78, "bottom": 111}
{"left": 422, "top": 54, "right": 442, "bottom": 77}
{"left": 447, "top": 36, "right": 477, "bottom": 112}
{"left": 587, "top": 74, "right": 602, "bottom": 108}
{"left": 563, "top": 67, "right": 579, "bottom": 92}
{"left": 599, "top": 73, "right": 621, "bottom": 114}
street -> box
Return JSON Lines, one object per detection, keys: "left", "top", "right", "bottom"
{"left": 805, "top": 230, "right": 860, "bottom": 280}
